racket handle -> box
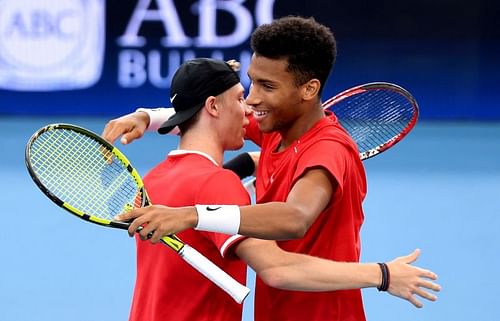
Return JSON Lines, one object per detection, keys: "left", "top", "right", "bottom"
{"left": 179, "top": 244, "right": 250, "bottom": 304}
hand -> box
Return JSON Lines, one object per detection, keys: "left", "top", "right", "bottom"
{"left": 101, "top": 111, "right": 150, "bottom": 145}
{"left": 114, "top": 205, "right": 198, "bottom": 243}
{"left": 386, "top": 249, "right": 441, "bottom": 308}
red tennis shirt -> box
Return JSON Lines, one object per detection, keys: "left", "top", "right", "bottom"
{"left": 246, "top": 113, "right": 368, "bottom": 321}
{"left": 128, "top": 151, "right": 249, "bottom": 321}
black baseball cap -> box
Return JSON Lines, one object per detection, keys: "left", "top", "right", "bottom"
{"left": 158, "top": 58, "right": 240, "bottom": 134}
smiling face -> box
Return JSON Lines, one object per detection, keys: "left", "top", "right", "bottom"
{"left": 216, "top": 83, "right": 251, "bottom": 151}
{"left": 245, "top": 54, "right": 306, "bottom": 134}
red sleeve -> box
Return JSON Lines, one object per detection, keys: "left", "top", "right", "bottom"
{"left": 244, "top": 114, "right": 263, "bottom": 147}
{"left": 292, "top": 140, "right": 353, "bottom": 195}
{"left": 196, "top": 169, "right": 250, "bottom": 259}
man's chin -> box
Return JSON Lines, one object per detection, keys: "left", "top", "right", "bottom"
{"left": 227, "top": 141, "right": 245, "bottom": 151}
{"left": 257, "top": 123, "right": 273, "bottom": 133}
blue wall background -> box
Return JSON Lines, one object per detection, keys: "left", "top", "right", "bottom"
{"left": 2, "top": 117, "right": 499, "bottom": 321}
{"left": 0, "top": 0, "right": 498, "bottom": 120}
{"left": 1, "top": 1, "right": 499, "bottom": 321}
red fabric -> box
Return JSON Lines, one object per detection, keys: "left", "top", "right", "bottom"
{"left": 128, "top": 152, "right": 249, "bottom": 321}
{"left": 246, "top": 114, "right": 368, "bottom": 321}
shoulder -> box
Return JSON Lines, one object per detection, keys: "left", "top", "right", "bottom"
{"left": 301, "top": 117, "right": 359, "bottom": 156}
{"left": 198, "top": 168, "right": 250, "bottom": 205}
{"left": 205, "top": 167, "right": 242, "bottom": 185}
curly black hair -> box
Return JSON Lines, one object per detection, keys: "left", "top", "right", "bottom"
{"left": 250, "top": 16, "right": 336, "bottom": 94}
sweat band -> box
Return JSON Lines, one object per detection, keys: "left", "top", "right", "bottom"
{"left": 194, "top": 205, "right": 241, "bottom": 235}
{"left": 136, "top": 107, "right": 176, "bottom": 132}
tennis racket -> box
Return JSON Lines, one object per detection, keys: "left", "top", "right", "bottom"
{"left": 238, "top": 82, "right": 419, "bottom": 189}
{"left": 25, "top": 123, "right": 250, "bottom": 304}
{"left": 323, "top": 81, "right": 419, "bottom": 160}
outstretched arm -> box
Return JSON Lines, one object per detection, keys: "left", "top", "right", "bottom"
{"left": 236, "top": 239, "right": 440, "bottom": 308}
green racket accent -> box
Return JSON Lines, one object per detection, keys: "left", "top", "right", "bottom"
{"left": 26, "top": 124, "right": 146, "bottom": 225}
{"left": 25, "top": 123, "right": 251, "bottom": 304}
{"left": 25, "top": 124, "right": 189, "bottom": 254}
{"left": 161, "top": 235, "right": 184, "bottom": 252}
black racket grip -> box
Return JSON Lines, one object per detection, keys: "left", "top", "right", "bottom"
{"left": 135, "top": 225, "right": 154, "bottom": 239}
{"left": 223, "top": 152, "right": 255, "bottom": 179}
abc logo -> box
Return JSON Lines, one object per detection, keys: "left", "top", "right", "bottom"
{"left": 0, "top": 0, "right": 105, "bottom": 91}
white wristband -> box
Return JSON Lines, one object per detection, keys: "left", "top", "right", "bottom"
{"left": 135, "top": 107, "right": 177, "bottom": 132}
{"left": 194, "top": 205, "right": 241, "bottom": 235}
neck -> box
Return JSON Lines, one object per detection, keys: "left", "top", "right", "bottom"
{"left": 178, "top": 126, "right": 224, "bottom": 166}
{"left": 278, "top": 103, "right": 325, "bottom": 151}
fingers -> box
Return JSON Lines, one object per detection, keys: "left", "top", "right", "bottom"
{"left": 105, "top": 123, "right": 138, "bottom": 145}
{"left": 114, "top": 206, "right": 177, "bottom": 244}
{"left": 114, "top": 208, "right": 148, "bottom": 237}
{"left": 135, "top": 220, "right": 163, "bottom": 243}
{"left": 419, "top": 278, "right": 441, "bottom": 292}
{"left": 114, "top": 207, "right": 141, "bottom": 222}
{"left": 121, "top": 127, "right": 144, "bottom": 145}
{"left": 412, "top": 285, "right": 439, "bottom": 302}
{"left": 102, "top": 120, "right": 135, "bottom": 145}
{"left": 101, "top": 111, "right": 149, "bottom": 145}
{"left": 407, "top": 296, "right": 424, "bottom": 309}
{"left": 403, "top": 283, "right": 439, "bottom": 309}
{"left": 114, "top": 205, "right": 194, "bottom": 244}
{"left": 393, "top": 248, "right": 420, "bottom": 265}
{"left": 389, "top": 282, "right": 440, "bottom": 309}
{"left": 128, "top": 211, "right": 153, "bottom": 237}
{"left": 407, "top": 248, "right": 420, "bottom": 264}
{"left": 418, "top": 267, "right": 438, "bottom": 281}
{"left": 101, "top": 121, "right": 124, "bottom": 144}
{"left": 386, "top": 251, "right": 441, "bottom": 308}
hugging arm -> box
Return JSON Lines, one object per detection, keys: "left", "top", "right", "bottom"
{"left": 235, "top": 239, "right": 440, "bottom": 308}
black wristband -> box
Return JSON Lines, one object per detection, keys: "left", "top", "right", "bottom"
{"left": 223, "top": 152, "right": 255, "bottom": 179}
{"left": 377, "top": 263, "right": 390, "bottom": 292}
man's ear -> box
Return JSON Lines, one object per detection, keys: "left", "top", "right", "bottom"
{"left": 203, "top": 96, "right": 219, "bottom": 117}
{"left": 302, "top": 79, "right": 321, "bottom": 101}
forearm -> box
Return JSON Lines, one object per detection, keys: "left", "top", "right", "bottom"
{"left": 195, "top": 171, "right": 330, "bottom": 239}
{"left": 236, "top": 239, "right": 381, "bottom": 292}
{"left": 258, "top": 249, "right": 441, "bottom": 307}
{"left": 259, "top": 256, "right": 381, "bottom": 292}
{"left": 238, "top": 202, "right": 313, "bottom": 239}
{"left": 195, "top": 202, "right": 313, "bottom": 239}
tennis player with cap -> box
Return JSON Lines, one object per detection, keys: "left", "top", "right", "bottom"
{"left": 109, "top": 56, "right": 439, "bottom": 321}
{"left": 106, "top": 16, "right": 440, "bottom": 321}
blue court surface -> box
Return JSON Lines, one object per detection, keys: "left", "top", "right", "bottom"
{"left": 1, "top": 116, "right": 499, "bottom": 321}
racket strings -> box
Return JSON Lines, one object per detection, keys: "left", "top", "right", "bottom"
{"left": 29, "top": 129, "right": 142, "bottom": 220}
{"left": 31, "top": 131, "right": 116, "bottom": 216}
{"left": 333, "top": 89, "right": 414, "bottom": 153}
{"left": 42, "top": 133, "right": 138, "bottom": 218}
{"left": 32, "top": 131, "right": 113, "bottom": 210}
{"left": 38, "top": 133, "right": 111, "bottom": 210}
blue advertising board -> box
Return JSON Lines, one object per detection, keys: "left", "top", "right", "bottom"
{"left": 0, "top": 0, "right": 498, "bottom": 120}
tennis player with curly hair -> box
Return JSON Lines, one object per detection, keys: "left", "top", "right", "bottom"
{"left": 106, "top": 16, "right": 440, "bottom": 321}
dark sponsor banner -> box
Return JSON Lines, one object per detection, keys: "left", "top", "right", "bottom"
{"left": 0, "top": 0, "right": 498, "bottom": 120}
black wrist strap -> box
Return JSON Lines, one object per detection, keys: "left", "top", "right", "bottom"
{"left": 377, "top": 263, "right": 390, "bottom": 292}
